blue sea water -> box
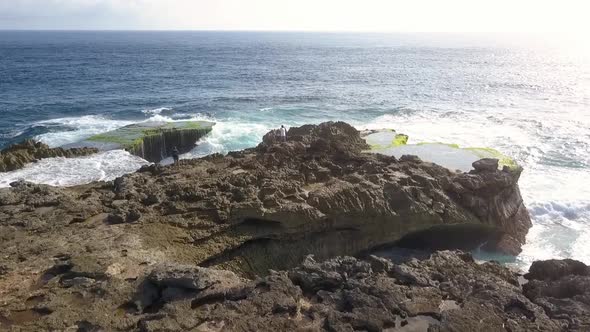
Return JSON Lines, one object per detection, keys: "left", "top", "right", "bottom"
{"left": 0, "top": 31, "right": 589, "bottom": 269}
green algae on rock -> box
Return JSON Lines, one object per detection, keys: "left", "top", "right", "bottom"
{"left": 361, "top": 130, "right": 519, "bottom": 172}
{"left": 81, "top": 121, "right": 214, "bottom": 162}
{"left": 464, "top": 147, "right": 519, "bottom": 170}
{"left": 361, "top": 129, "right": 409, "bottom": 150}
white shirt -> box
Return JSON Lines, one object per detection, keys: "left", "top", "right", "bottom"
{"left": 280, "top": 127, "right": 287, "bottom": 137}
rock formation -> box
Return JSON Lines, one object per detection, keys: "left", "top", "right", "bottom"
{"left": 0, "top": 121, "right": 552, "bottom": 331}
{"left": 0, "top": 121, "right": 530, "bottom": 273}
{"left": 2, "top": 247, "right": 589, "bottom": 331}
{"left": 0, "top": 140, "right": 98, "bottom": 172}
{"left": 69, "top": 121, "right": 215, "bottom": 163}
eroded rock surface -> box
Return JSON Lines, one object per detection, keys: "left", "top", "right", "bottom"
{"left": 2, "top": 249, "right": 589, "bottom": 331}
{"left": 0, "top": 121, "right": 542, "bottom": 331}
{"left": 0, "top": 140, "right": 98, "bottom": 172}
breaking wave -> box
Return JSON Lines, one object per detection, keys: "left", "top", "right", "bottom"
{"left": 0, "top": 150, "right": 149, "bottom": 188}
{"left": 141, "top": 107, "right": 173, "bottom": 115}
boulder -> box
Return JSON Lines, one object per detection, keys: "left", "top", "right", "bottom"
{"left": 399, "top": 154, "right": 422, "bottom": 163}
{"left": 524, "top": 259, "right": 590, "bottom": 330}
{"left": 472, "top": 158, "right": 500, "bottom": 172}
{"left": 526, "top": 259, "right": 590, "bottom": 281}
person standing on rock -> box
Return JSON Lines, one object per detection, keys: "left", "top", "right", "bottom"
{"left": 280, "top": 125, "right": 287, "bottom": 142}
{"left": 172, "top": 147, "right": 180, "bottom": 165}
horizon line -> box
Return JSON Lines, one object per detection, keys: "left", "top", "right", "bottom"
{"left": 0, "top": 29, "right": 559, "bottom": 35}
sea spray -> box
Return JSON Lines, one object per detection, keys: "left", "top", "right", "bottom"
{"left": 0, "top": 150, "right": 149, "bottom": 188}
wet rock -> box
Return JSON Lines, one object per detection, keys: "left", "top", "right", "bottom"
{"left": 400, "top": 154, "right": 422, "bottom": 163}
{"left": 0, "top": 139, "right": 97, "bottom": 172}
{"left": 472, "top": 158, "right": 499, "bottom": 172}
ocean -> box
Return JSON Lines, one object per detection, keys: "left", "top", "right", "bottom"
{"left": 0, "top": 31, "right": 589, "bottom": 270}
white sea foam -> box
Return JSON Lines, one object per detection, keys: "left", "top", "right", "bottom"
{"left": 170, "top": 120, "right": 270, "bottom": 163}
{"left": 144, "top": 113, "right": 272, "bottom": 161}
{"left": 141, "top": 107, "right": 172, "bottom": 115}
{"left": 35, "top": 115, "right": 135, "bottom": 148}
{"left": 0, "top": 129, "right": 24, "bottom": 139}
{"left": 34, "top": 115, "right": 270, "bottom": 172}
{"left": 516, "top": 200, "right": 590, "bottom": 268}
{"left": 355, "top": 112, "right": 535, "bottom": 152}
{"left": 33, "top": 113, "right": 210, "bottom": 148}
{"left": 0, "top": 150, "right": 149, "bottom": 188}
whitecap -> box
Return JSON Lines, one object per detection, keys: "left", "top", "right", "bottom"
{"left": 0, "top": 129, "right": 24, "bottom": 139}
{"left": 0, "top": 150, "right": 149, "bottom": 188}
{"left": 34, "top": 115, "right": 135, "bottom": 148}
{"left": 143, "top": 113, "right": 216, "bottom": 124}
{"left": 183, "top": 120, "right": 271, "bottom": 159}
{"left": 141, "top": 107, "right": 172, "bottom": 115}
{"left": 32, "top": 113, "right": 216, "bottom": 149}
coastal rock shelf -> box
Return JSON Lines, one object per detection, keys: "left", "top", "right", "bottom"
{"left": 0, "top": 121, "right": 559, "bottom": 331}
{"left": 0, "top": 140, "right": 98, "bottom": 172}
{"left": 71, "top": 121, "right": 214, "bottom": 163}
{"left": 362, "top": 129, "right": 519, "bottom": 172}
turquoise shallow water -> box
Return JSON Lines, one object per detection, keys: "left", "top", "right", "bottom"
{"left": 0, "top": 31, "right": 589, "bottom": 270}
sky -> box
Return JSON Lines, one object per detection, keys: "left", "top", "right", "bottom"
{"left": 0, "top": 0, "right": 589, "bottom": 34}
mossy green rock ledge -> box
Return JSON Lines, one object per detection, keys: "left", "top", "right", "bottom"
{"left": 73, "top": 121, "right": 214, "bottom": 163}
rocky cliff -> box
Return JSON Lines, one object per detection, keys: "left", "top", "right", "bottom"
{"left": 0, "top": 140, "right": 98, "bottom": 173}
{"left": 0, "top": 121, "right": 551, "bottom": 331}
